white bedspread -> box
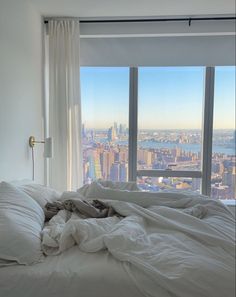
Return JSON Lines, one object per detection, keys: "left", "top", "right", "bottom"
{"left": 0, "top": 246, "right": 150, "bottom": 297}
{"left": 42, "top": 185, "right": 235, "bottom": 297}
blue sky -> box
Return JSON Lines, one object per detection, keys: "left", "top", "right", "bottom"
{"left": 80, "top": 66, "right": 235, "bottom": 130}
{"left": 214, "top": 67, "right": 235, "bottom": 129}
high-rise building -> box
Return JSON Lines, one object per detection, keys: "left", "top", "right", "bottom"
{"left": 137, "top": 149, "right": 152, "bottom": 167}
{"left": 223, "top": 171, "right": 232, "bottom": 186}
{"left": 88, "top": 152, "right": 102, "bottom": 180}
{"left": 171, "top": 147, "right": 182, "bottom": 159}
{"left": 110, "top": 163, "right": 120, "bottom": 182}
{"left": 100, "top": 151, "right": 114, "bottom": 179}
{"left": 82, "top": 123, "right": 86, "bottom": 139}
{"left": 119, "top": 124, "right": 123, "bottom": 135}
{"left": 88, "top": 155, "right": 96, "bottom": 180}
{"left": 114, "top": 122, "right": 118, "bottom": 135}
{"left": 119, "top": 163, "right": 128, "bottom": 182}
{"left": 192, "top": 178, "right": 201, "bottom": 192}
{"left": 91, "top": 130, "right": 95, "bottom": 141}
{"left": 83, "top": 161, "right": 89, "bottom": 183}
{"left": 118, "top": 123, "right": 127, "bottom": 136}
{"left": 115, "top": 148, "right": 128, "bottom": 163}
{"left": 94, "top": 153, "right": 102, "bottom": 179}
{"left": 107, "top": 126, "right": 116, "bottom": 142}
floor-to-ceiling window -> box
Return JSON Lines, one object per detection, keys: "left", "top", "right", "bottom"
{"left": 80, "top": 66, "right": 236, "bottom": 200}
{"left": 211, "top": 67, "right": 236, "bottom": 199}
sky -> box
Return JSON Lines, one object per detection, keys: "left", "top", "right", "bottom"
{"left": 80, "top": 66, "right": 235, "bottom": 130}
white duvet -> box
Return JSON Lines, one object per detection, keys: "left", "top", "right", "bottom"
{"left": 42, "top": 183, "right": 235, "bottom": 297}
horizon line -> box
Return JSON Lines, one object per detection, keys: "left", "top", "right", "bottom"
{"left": 82, "top": 127, "right": 236, "bottom": 131}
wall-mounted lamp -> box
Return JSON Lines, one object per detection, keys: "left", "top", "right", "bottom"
{"left": 29, "top": 136, "right": 53, "bottom": 180}
{"left": 29, "top": 136, "right": 53, "bottom": 158}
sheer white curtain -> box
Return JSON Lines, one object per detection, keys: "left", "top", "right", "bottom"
{"left": 48, "top": 20, "right": 82, "bottom": 191}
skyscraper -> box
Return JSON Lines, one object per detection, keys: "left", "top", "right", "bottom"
{"left": 119, "top": 163, "right": 128, "bottom": 182}
{"left": 110, "top": 163, "right": 120, "bottom": 182}
{"left": 100, "top": 151, "right": 114, "bottom": 179}
{"left": 107, "top": 126, "right": 116, "bottom": 142}
{"left": 114, "top": 122, "right": 118, "bottom": 135}
{"left": 91, "top": 130, "right": 95, "bottom": 141}
{"left": 82, "top": 123, "right": 86, "bottom": 139}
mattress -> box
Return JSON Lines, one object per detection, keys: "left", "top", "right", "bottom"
{"left": 0, "top": 246, "right": 167, "bottom": 297}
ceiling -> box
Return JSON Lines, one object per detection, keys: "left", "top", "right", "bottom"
{"left": 30, "top": 0, "right": 236, "bottom": 18}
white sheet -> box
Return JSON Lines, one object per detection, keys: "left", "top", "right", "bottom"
{"left": 42, "top": 184, "right": 236, "bottom": 297}
{"left": 0, "top": 246, "right": 168, "bottom": 297}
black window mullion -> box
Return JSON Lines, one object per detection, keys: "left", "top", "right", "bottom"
{"left": 128, "top": 67, "right": 138, "bottom": 181}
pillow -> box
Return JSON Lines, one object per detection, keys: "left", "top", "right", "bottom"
{"left": 18, "top": 183, "right": 61, "bottom": 209}
{"left": 0, "top": 182, "right": 44, "bottom": 265}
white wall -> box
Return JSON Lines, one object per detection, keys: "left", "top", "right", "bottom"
{"left": 31, "top": 0, "right": 235, "bottom": 17}
{"left": 0, "top": 0, "right": 44, "bottom": 183}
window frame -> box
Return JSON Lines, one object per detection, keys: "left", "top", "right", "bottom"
{"left": 128, "top": 66, "right": 216, "bottom": 196}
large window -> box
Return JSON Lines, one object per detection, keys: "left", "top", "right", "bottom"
{"left": 81, "top": 67, "right": 129, "bottom": 184}
{"left": 211, "top": 67, "right": 236, "bottom": 199}
{"left": 137, "top": 67, "right": 204, "bottom": 192}
{"left": 81, "top": 66, "right": 236, "bottom": 200}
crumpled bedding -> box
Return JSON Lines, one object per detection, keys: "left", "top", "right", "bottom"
{"left": 41, "top": 182, "right": 235, "bottom": 297}
{"left": 44, "top": 198, "right": 119, "bottom": 220}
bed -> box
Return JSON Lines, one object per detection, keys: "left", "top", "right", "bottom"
{"left": 0, "top": 247, "right": 150, "bottom": 297}
{"left": 0, "top": 180, "right": 235, "bottom": 297}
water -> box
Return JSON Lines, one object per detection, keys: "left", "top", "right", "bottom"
{"left": 137, "top": 141, "right": 235, "bottom": 155}
{"left": 96, "top": 138, "right": 235, "bottom": 156}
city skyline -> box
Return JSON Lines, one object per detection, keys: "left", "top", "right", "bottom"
{"left": 82, "top": 125, "right": 235, "bottom": 132}
{"left": 81, "top": 66, "right": 235, "bottom": 129}
{"left": 82, "top": 127, "right": 235, "bottom": 199}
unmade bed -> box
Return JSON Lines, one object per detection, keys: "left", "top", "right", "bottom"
{"left": 0, "top": 181, "right": 235, "bottom": 297}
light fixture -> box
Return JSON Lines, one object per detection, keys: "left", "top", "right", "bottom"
{"left": 29, "top": 136, "right": 53, "bottom": 180}
{"left": 29, "top": 136, "right": 53, "bottom": 158}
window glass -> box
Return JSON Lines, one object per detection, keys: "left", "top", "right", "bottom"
{"left": 80, "top": 66, "right": 235, "bottom": 198}
{"left": 137, "top": 67, "right": 204, "bottom": 192}
{"left": 138, "top": 67, "right": 204, "bottom": 171}
{"left": 211, "top": 66, "right": 236, "bottom": 200}
{"left": 137, "top": 176, "right": 201, "bottom": 193}
{"left": 81, "top": 67, "right": 129, "bottom": 184}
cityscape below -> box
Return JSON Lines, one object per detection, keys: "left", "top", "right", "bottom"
{"left": 82, "top": 123, "right": 236, "bottom": 200}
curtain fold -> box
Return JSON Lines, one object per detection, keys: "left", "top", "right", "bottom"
{"left": 48, "top": 20, "right": 82, "bottom": 191}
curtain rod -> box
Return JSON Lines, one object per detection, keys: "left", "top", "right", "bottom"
{"left": 44, "top": 16, "right": 236, "bottom": 25}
